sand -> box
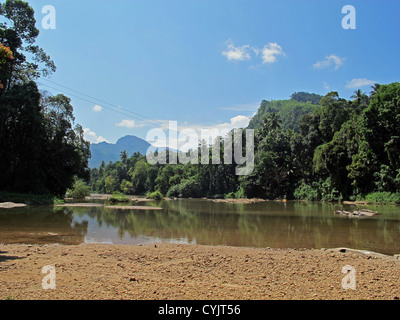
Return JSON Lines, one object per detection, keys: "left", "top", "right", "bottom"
{"left": 1, "top": 243, "right": 400, "bottom": 300}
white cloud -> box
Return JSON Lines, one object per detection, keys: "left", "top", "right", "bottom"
{"left": 222, "top": 40, "right": 285, "bottom": 65}
{"left": 216, "top": 115, "right": 251, "bottom": 130}
{"left": 92, "top": 104, "right": 103, "bottom": 112}
{"left": 83, "top": 128, "right": 109, "bottom": 144}
{"left": 260, "top": 43, "right": 286, "bottom": 64}
{"left": 323, "top": 82, "right": 330, "bottom": 91}
{"left": 220, "top": 102, "right": 259, "bottom": 112}
{"left": 116, "top": 119, "right": 136, "bottom": 128}
{"left": 346, "top": 78, "right": 376, "bottom": 89}
{"left": 181, "top": 116, "right": 251, "bottom": 134}
{"left": 222, "top": 40, "right": 251, "bottom": 61}
{"left": 146, "top": 116, "right": 251, "bottom": 152}
{"left": 313, "top": 54, "right": 345, "bottom": 70}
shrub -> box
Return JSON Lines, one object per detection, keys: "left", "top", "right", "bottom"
{"left": 234, "top": 187, "right": 246, "bottom": 199}
{"left": 365, "top": 192, "right": 400, "bottom": 204}
{"left": 66, "top": 179, "right": 91, "bottom": 200}
{"left": 293, "top": 182, "right": 319, "bottom": 201}
{"left": 147, "top": 190, "right": 164, "bottom": 201}
{"left": 166, "top": 179, "right": 201, "bottom": 198}
{"left": 225, "top": 192, "right": 236, "bottom": 199}
{"left": 109, "top": 192, "right": 130, "bottom": 203}
{"left": 294, "top": 178, "right": 342, "bottom": 202}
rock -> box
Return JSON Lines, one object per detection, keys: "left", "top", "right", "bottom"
{"left": 0, "top": 202, "right": 27, "bottom": 209}
{"left": 335, "top": 209, "right": 379, "bottom": 218}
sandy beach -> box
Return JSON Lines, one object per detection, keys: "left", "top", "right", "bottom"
{"left": 1, "top": 243, "right": 400, "bottom": 300}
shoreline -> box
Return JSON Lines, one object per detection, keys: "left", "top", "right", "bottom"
{"left": 1, "top": 242, "right": 400, "bottom": 300}
{"left": 1, "top": 193, "right": 398, "bottom": 207}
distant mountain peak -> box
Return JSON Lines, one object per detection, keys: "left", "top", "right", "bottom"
{"left": 89, "top": 135, "right": 151, "bottom": 168}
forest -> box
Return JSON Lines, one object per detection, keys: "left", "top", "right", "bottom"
{"left": 0, "top": 0, "right": 90, "bottom": 202}
{"left": 89, "top": 84, "right": 400, "bottom": 203}
{"left": 1, "top": 1, "right": 399, "bottom": 205}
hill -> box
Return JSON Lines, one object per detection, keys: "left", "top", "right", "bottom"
{"left": 248, "top": 92, "right": 322, "bottom": 131}
{"left": 89, "top": 135, "right": 151, "bottom": 168}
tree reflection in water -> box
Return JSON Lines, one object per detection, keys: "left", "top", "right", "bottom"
{"left": 1, "top": 199, "right": 400, "bottom": 255}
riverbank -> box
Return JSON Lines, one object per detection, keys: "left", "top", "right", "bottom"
{"left": 0, "top": 192, "right": 63, "bottom": 206}
{"left": 1, "top": 243, "right": 400, "bottom": 300}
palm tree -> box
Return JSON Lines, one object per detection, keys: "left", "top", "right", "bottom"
{"left": 370, "top": 83, "right": 381, "bottom": 97}
{"left": 351, "top": 89, "right": 369, "bottom": 113}
{"left": 264, "top": 113, "right": 281, "bottom": 131}
{"left": 120, "top": 150, "right": 128, "bottom": 164}
{"left": 351, "top": 89, "right": 363, "bottom": 102}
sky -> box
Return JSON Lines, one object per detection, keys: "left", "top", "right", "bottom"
{"left": 26, "top": 0, "right": 400, "bottom": 149}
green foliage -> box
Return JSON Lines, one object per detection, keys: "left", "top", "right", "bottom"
{"left": 291, "top": 92, "right": 323, "bottom": 105}
{"left": 234, "top": 187, "right": 246, "bottom": 199}
{"left": 293, "top": 182, "right": 319, "bottom": 201}
{"left": 293, "top": 178, "right": 341, "bottom": 202}
{"left": 66, "top": 179, "right": 91, "bottom": 200}
{"left": 166, "top": 178, "right": 201, "bottom": 198}
{"left": 0, "top": 0, "right": 55, "bottom": 90}
{"left": 248, "top": 98, "right": 318, "bottom": 132}
{"left": 0, "top": 1, "right": 89, "bottom": 198}
{"left": 365, "top": 192, "right": 400, "bottom": 204}
{"left": 0, "top": 191, "right": 63, "bottom": 205}
{"left": 89, "top": 83, "right": 400, "bottom": 203}
{"left": 109, "top": 192, "right": 130, "bottom": 203}
{"left": 120, "top": 179, "right": 134, "bottom": 195}
{"left": 224, "top": 192, "right": 236, "bottom": 199}
{"left": 146, "top": 190, "right": 164, "bottom": 201}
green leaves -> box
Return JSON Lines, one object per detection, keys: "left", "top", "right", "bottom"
{"left": 0, "top": 0, "right": 55, "bottom": 90}
{"left": 89, "top": 83, "right": 400, "bottom": 201}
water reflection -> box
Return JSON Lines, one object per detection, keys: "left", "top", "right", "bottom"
{"left": 0, "top": 206, "right": 87, "bottom": 244}
{"left": 1, "top": 200, "right": 400, "bottom": 255}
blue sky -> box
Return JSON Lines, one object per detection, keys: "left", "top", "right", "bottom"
{"left": 28, "top": 0, "right": 400, "bottom": 147}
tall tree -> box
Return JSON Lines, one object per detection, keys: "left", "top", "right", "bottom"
{"left": 0, "top": 1, "right": 90, "bottom": 197}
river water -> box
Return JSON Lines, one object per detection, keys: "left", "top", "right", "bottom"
{"left": 1, "top": 199, "right": 400, "bottom": 255}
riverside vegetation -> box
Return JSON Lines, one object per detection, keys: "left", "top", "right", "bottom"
{"left": 0, "top": 0, "right": 90, "bottom": 204}
{"left": 89, "top": 86, "right": 400, "bottom": 204}
{"left": 0, "top": 1, "right": 399, "bottom": 205}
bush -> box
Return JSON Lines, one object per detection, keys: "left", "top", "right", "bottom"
{"left": 293, "top": 182, "right": 319, "bottom": 201}
{"left": 294, "top": 178, "right": 342, "bottom": 202}
{"left": 109, "top": 192, "right": 130, "bottom": 203}
{"left": 234, "top": 187, "right": 246, "bottom": 199}
{"left": 147, "top": 190, "right": 164, "bottom": 201}
{"left": 66, "top": 179, "right": 91, "bottom": 200}
{"left": 166, "top": 179, "right": 201, "bottom": 198}
{"left": 365, "top": 192, "right": 400, "bottom": 204}
{"left": 225, "top": 192, "right": 236, "bottom": 199}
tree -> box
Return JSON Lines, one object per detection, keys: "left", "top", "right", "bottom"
{"left": 129, "top": 158, "right": 149, "bottom": 194}
{"left": 67, "top": 179, "right": 91, "bottom": 199}
{"left": 86, "top": 82, "right": 400, "bottom": 202}
{"left": 318, "top": 92, "right": 351, "bottom": 142}
{"left": 0, "top": 81, "right": 45, "bottom": 192}
{"left": 350, "top": 89, "right": 369, "bottom": 114}
{"left": 0, "top": 42, "right": 13, "bottom": 90}
{"left": 0, "top": 1, "right": 89, "bottom": 197}
{"left": 0, "top": 0, "right": 56, "bottom": 91}
{"left": 241, "top": 114, "right": 293, "bottom": 199}
{"left": 291, "top": 92, "right": 323, "bottom": 105}
{"left": 120, "top": 150, "right": 128, "bottom": 164}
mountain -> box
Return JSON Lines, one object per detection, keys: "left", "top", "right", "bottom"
{"left": 89, "top": 135, "right": 151, "bottom": 168}
{"left": 247, "top": 92, "right": 323, "bottom": 132}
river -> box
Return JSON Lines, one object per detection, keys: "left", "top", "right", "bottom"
{"left": 1, "top": 199, "right": 400, "bottom": 255}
